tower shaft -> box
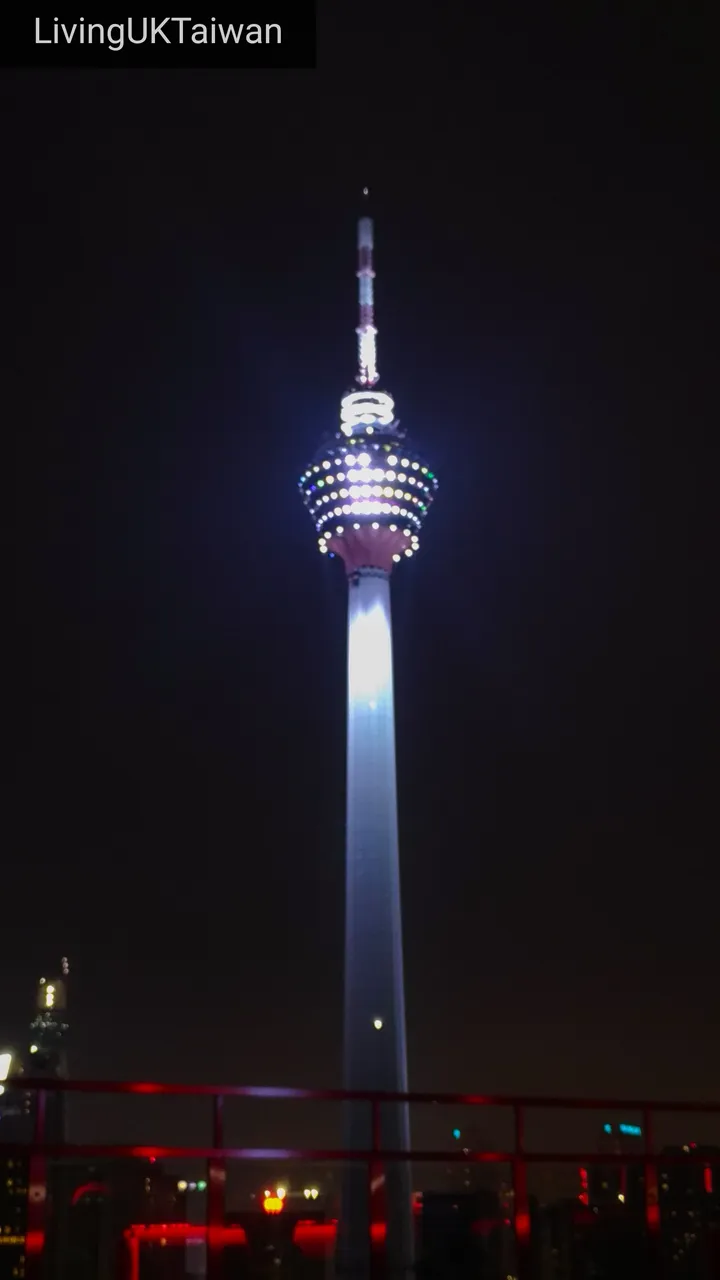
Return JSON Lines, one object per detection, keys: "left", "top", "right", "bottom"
{"left": 344, "top": 569, "right": 407, "bottom": 1092}
{"left": 337, "top": 567, "right": 413, "bottom": 1277}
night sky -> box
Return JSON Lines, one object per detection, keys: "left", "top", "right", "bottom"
{"left": 6, "top": 1, "right": 718, "bottom": 1126}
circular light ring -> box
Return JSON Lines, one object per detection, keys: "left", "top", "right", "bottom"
{"left": 340, "top": 389, "right": 395, "bottom": 436}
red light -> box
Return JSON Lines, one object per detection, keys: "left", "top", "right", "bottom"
{"left": 646, "top": 1203, "right": 660, "bottom": 1231}
{"left": 704, "top": 1167, "right": 713, "bottom": 1194}
{"left": 71, "top": 1181, "right": 108, "bottom": 1207}
{"left": 515, "top": 1210, "right": 531, "bottom": 1242}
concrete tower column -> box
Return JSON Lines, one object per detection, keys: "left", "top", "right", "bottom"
{"left": 334, "top": 560, "right": 413, "bottom": 1279}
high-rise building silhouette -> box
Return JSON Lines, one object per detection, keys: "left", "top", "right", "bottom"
{"left": 29, "top": 960, "right": 69, "bottom": 1145}
{"left": 0, "top": 960, "right": 69, "bottom": 1280}
{"left": 299, "top": 196, "right": 438, "bottom": 1277}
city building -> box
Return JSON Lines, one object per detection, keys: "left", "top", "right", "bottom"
{"left": 658, "top": 1144, "right": 720, "bottom": 1276}
{"left": 299, "top": 194, "right": 438, "bottom": 1277}
{"left": 0, "top": 1151, "right": 27, "bottom": 1280}
{"left": 0, "top": 961, "right": 70, "bottom": 1280}
{"left": 582, "top": 1119, "right": 645, "bottom": 1213}
{"left": 57, "top": 1159, "right": 184, "bottom": 1280}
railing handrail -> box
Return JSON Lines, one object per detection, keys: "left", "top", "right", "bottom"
{"left": 0, "top": 1142, "right": 718, "bottom": 1165}
{"left": 9, "top": 1076, "right": 720, "bottom": 1112}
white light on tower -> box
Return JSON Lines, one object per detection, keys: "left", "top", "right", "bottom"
{"left": 0, "top": 1051, "right": 13, "bottom": 1095}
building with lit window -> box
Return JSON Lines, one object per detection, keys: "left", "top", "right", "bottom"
{"left": 58, "top": 1160, "right": 184, "bottom": 1280}
{"left": 0, "top": 1047, "right": 29, "bottom": 1280}
{"left": 0, "top": 963, "right": 70, "bottom": 1280}
{"left": 583, "top": 1119, "right": 645, "bottom": 1212}
{"left": 0, "top": 1153, "right": 27, "bottom": 1280}
{"left": 658, "top": 1144, "right": 720, "bottom": 1276}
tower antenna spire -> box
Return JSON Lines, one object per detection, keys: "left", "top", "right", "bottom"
{"left": 356, "top": 188, "right": 378, "bottom": 387}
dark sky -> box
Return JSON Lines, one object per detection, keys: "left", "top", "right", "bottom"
{"left": 6, "top": 0, "right": 718, "bottom": 1126}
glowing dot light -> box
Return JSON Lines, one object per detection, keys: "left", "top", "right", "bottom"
{"left": 263, "top": 1195, "right": 284, "bottom": 1215}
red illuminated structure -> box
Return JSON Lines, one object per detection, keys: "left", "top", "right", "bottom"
{"left": 122, "top": 1220, "right": 398, "bottom": 1280}
{"left": 1, "top": 1077, "right": 719, "bottom": 1279}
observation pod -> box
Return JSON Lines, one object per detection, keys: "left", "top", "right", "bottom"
{"left": 298, "top": 400, "right": 438, "bottom": 574}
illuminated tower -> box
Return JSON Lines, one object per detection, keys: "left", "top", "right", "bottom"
{"left": 29, "top": 957, "right": 70, "bottom": 1142}
{"left": 30, "top": 959, "right": 70, "bottom": 1077}
{"left": 299, "top": 198, "right": 438, "bottom": 1277}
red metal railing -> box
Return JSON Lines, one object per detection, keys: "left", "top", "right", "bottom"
{"left": 3, "top": 1078, "right": 720, "bottom": 1279}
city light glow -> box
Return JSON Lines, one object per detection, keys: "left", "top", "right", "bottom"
{"left": 262, "top": 1195, "right": 284, "bottom": 1215}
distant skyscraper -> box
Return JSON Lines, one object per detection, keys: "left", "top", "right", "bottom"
{"left": 29, "top": 958, "right": 70, "bottom": 1143}
{"left": 299, "top": 197, "right": 439, "bottom": 1276}
{"left": 0, "top": 960, "right": 70, "bottom": 1279}
{"left": 583, "top": 1120, "right": 645, "bottom": 1212}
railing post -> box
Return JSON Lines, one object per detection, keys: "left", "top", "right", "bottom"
{"left": 369, "top": 1096, "right": 383, "bottom": 1277}
{"left": 643, "top": 1107, "right": 661, "bottom": 1273}
{"left": 207, "top": 1093, "right": 226, "bottom": 1280}
{"left": 24, "top": 1087, "right": 47, "bottom": 1280}
{"left": 513, "top": 1103, "right": 532, "bottom": 1280}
